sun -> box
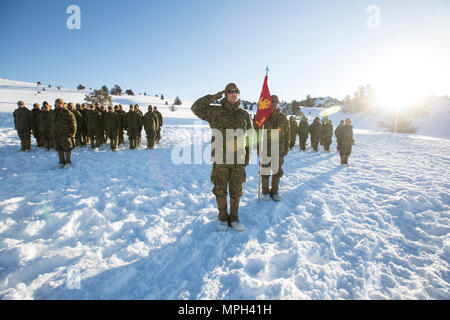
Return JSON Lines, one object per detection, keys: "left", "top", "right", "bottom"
{"left": 369, "top": 47, "right": 447, "bottom": 112}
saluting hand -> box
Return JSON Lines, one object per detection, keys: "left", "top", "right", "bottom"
{"left": 211, "top": 90, "right": 224, "bottom": 102}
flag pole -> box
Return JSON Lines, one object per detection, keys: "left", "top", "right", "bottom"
{"left": 257, "top": 66, "right": 269, "bottom": 199}
{"left": 258, "top": 123, "right": 264, "bottom": 199}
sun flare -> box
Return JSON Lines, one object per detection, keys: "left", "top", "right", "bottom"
{"left": 369, "top": 47, "right": 447, "bottom": 112}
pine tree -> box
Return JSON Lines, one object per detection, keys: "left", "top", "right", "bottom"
{"left": 125, "top": 89, "right": 134, "bottom": 96}
{"left": 174, "top": 96, "right": 182, "bottom": 105}
{"left": 379, "top": 115, "right": 418, "bottom": 134}
{"left": 85, "top": 88, "right": 113, "bottom": 106}
{"left": 110, "top": 85, "right": 122, "bottom": 96}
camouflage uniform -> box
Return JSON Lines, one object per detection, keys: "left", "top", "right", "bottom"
{"left": 260, "top": 95, "right": 290, "bottom": 197}
{"left": 105, "top": 107, "right": 120, "bottom": 151}
{"left": 154, "top": 107, "right": 163, "bottom": 144}
{"left": 68, "top": 103, "right": 83, "bottom": 147}
{"left": 86, "top": 106, "right": 102, "bottom": 148}
{"left": 38, "top": 104, "right": 52, "bottom": 150}
{"left": 323, "top": 120, "right": 333, "bottom": 152}
{"left": 191, "top": 83, "right": 253, "bottom": 225}
{"left": 309, "top": 117, "right": 321, "bottom": 152}
{"left": 340, "top": 120, "right": 354, "bottom": 164}
{"left": 143, "top": 106, "right": 159, "bottom": 149}
{"left": 13, "top": 101, "right": 32, "bottom": 151}
{"left": 115, "top": 105, "right": 126, "bottom": 146}
{"left": 30, "top": 103, "right": 42, "bottom": 147}
{"left": 135, "top": 105, "right": 144, "bottom": 146}
{"left": 52, "top": 99, "right": 77, "bottom": 166}
{"left": 335, "top": 121, "right": 345, "bottom": 152}
{"left": 289, "top": 116, "right": 298, "bottom": 149}
{"left": 80, "top": 104, "right": 89, "bottom": 146}
{"left": 297, "top": 116, "right": 309, "bottom": 151}
{"left": 126, "top": 106, "right": 141, "bottom": 149}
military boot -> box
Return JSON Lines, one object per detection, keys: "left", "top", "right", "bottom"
{"left": 270, "top": 176, "right": 282, "bottom": 202}
{"left": 230, "top": 197, "right": 244, "bottom": 232}
{"left": 216, "top": 196, "right": 229, "bottom": 231}
{"left": 64, "top": 151, "right": 72, "bottom": 168}
{"left": 57, "top": 151, "right": 66, "bottom": 168}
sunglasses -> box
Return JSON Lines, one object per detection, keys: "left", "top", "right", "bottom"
{"left": 227, "top": 89, "right": 240, "bottom": 94}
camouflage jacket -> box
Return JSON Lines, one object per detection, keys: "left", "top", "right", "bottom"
{"left": 13, "top": 107, "right": 31, "bottom": 131}
{"left": 86, "top": 109, "right": 102, "bottom": 129}
{"left": 38, "top": 110, "right": 52, "bottom": 132}
{"left": 154, "top": 110, "right": 163, "bottom": 127}
{"left": 143, "top": 111, "right": 158, "bottom": 132}
{"left": 105, "top": 111, "right": 120, "bottom": 131}
{"left": 289, "top": 119, "right": 298, "bottom": 140}
{"left": 335, "top": 124, "right": 344, "bottom": 143}
{"left": 262, "top": 108, "right": 290, "bottom": 156}
{"left": 53, "top": 107, "right": 77, "bottom": 139}
{"left": 309, "top": 120, "right": 321, "bottom": 138}
{"left": 191, "top": 94, "right": 253, "bottom": 165}
{"left": 297, "top": 119, "right": 309, "bottom": 138}
{"left": 126, "top": 110, "right": 142, "bottom": 129}
{"left": 341, "top": 125, "right": 354, "bottom": 146}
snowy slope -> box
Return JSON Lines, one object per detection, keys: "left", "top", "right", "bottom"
{"left": 0, "top": 79, "right": 449, "bottom": 299}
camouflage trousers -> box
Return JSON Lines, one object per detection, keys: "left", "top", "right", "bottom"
{"left": 127, "top": 128, "right": 139, "bottom": 149}
{"left": 107, "top": 129, "right": 118, "bottom": 150}
{"left": 39, "top": 130, "right": 52, "bottom": 150}
{"left": 17, "top": 129, "right": 31, "bottom": 151}
{"left": 289, "top": 135, "right": 296, "bottom": 149}
{"left": 311, "top": 136, "right": 319, "bottom": 151}
{"left": 299, "top": 136, "right": 308, "bottom": 150}
{"left": 146, "top": 130, "right": 156, "bottom": 149}
{"left": 87, "top": 128, "right": 99, "bottom": 148}
{"left": 156, "top": 128, "right": 161, "bottom": 143}
{"left": 211, "top": 163, "right": 246, "bottom": 198}
{"left": 340, "top": 143, "right": 352, "bottom": 156}
{"left": 54, "top": 135, "right": 73, "bottom": 152}
{"left": 261, "top": 156, "right": 284, "bottom": 195}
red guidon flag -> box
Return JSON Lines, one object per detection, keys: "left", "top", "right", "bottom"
{"left": 254, "top": 74, "right": 273, "bottom": 128}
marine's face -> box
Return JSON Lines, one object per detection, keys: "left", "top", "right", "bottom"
{"left": 226, "top": 89, "right": 239, "bottom": 104}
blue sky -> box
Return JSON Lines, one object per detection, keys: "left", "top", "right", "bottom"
{"left": 1, "top": 0, "right": 449, "bottom": 103}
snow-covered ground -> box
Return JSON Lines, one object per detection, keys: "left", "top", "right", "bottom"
{"left": 0, "top": 79, "right": 449, "bottom": 299}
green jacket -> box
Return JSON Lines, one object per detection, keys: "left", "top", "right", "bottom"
{"left": 53, "top": 107, "right": 77, "bottom": 139}
{"left": 154, "top": 110, "right": 163, "bottom": 127}
{"left": 38, "top": 109, "right": 52, "bottom": 132}
{"left": 309, "top": 119, "right": 321, "bottom": 139}
{"left": 86, "top": 109, "right": 101, "bottom": 129}
{"left": 262, "top": 108, "right": 290, "bottom": 156}
{"left": 126, "top": 110, "right": 142, "bottom": 129}
{"left": 324, "top": 122, "right": 333, "bottom": 143}
{"left": 13, "top": 107, "right": 31, "bottom": 132}
{"left": 289, "top": 119, "right": 298, "bottom": 141}
{"left": 191, "top": 94, "right": 253, "bottom": 165}
{"left": 297, "top": 118, "right": 309, "bottom": 139}
{"left": 143, "top": 111, "right": 158, "bottom": 133}
{"left": 341, "top": 124, "right": 354, "bottom": 146}
{"left": 105, "top": 111, "right": 120, "bottom": 131}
